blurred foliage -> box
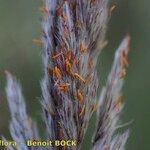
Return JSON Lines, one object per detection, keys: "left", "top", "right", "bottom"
{"left": 0, "top": 0, "right": 150, "bottom": 150}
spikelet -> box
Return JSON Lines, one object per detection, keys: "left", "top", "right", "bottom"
{"left": 2, "top": 0, "right": 131, "bottom": 150}
{"left": 92, "top": 36, "right": 130, "bottom": 150}
{"left": 5, "top": 71, "right": 39, "bottom": 150}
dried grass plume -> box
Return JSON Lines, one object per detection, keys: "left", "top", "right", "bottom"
{"left": 1, "top": 0, "right": 131, "bottom": 150}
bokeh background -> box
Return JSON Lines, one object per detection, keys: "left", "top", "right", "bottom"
{"left": 0, "top": 0, "right": 150, "bottom": 149}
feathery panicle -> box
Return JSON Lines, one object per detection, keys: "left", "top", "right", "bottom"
{"left": 41, "top": 0, "right": 109, "bottom": 148}
{"left": 5, "top": 71, "right": 39, "bottom": 150}
{"left": 1, "top": 0, "right": 131, "bottom": 150}
{"left": 92, "top": 36, "right": 130, "bottom": 150}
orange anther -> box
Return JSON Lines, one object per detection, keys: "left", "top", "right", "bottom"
{"left": 67, "top": 52, "right": 72, "bottom": 61}
{"left": 114, "top": 95, "right": 123, "bottom": 110}
{"left": 32, "top": 39, "right": 43, "bottom": 46}
{"left": 53, "top": 67, "right": 62, "bottom": 79}
{"left": 109, "top": 5, "right": 116, "bottom": 16}
{"left": 66, "top": 50, "right": 74, "bottom": 61}
{"left": 74, "top": 73, "right": 86, "bottom": 83}
{"left": 65, "top": 59, "right": 72, "bottom": 73}
{"left": 76, "top": 89, "right": 84, "bottom": 104}
{"left": 48, "top": 66, "right": 53, "bottom": 76}
{"left": 121, "top": 51, "right": 129, "bottom": 68}
{"left": 79, "top": 105, "right": 85, "bottom": 117}
{"left": 58, "top": 83, "right": 70, "bottom": 93}
{"left": 52, "top": 52, "right": 63, "bottom": 59}
{"left": 80, "top": 41, "right": 87, "bottom": 54}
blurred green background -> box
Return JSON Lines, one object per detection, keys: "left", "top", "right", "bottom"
{"left": 0, "top": 0, "right": 150, "bottom": 150}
